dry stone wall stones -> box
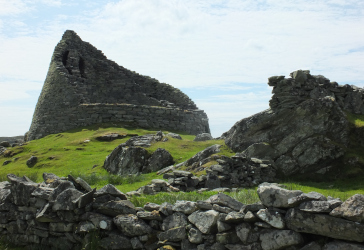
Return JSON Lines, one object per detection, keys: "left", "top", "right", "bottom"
{"left": 256, "top": 209, "right": 285, "bottom": 229}
{"left": 323, "top": 241, "right": 364, "bottom": 250}
{"left": 96, "top": 200, "right": 137, "bottom": 217}
{"left": 52, "top": 188, "right": 83, "bottom": 211}
{"left": 285, "top": 208, "right": 364, "bottom": 242}
{"left": 259, "top": 229, "right": 303, "bottom": 250}
{"left": 185, "top": 144, "right": 222, "bottom": 167}
{"left": 113, "top": 214, "right": 152, "bottom": 237}
{"left": 329, "top": 194, "right": 364, "bottom": 222}
{"left": 188, "top": 210, "right": 219, "bottom": 234}
{"left": 94, "top": 184, "right": 127, "bottom": 200}
{"left": 206, "top": 193, "right": 244, "bottom": 211}
{"left": 257, "top": 183, "right": 303, "bottom": 208}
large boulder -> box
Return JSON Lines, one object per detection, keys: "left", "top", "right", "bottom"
{"left": 223, "top": 70, "right": 355, "bottom": 178}
{"left": 142, "top": 148, "right": 174, "bottom": 173}
{"left": 104, "top": 146, "right": 149, "bottom": 175}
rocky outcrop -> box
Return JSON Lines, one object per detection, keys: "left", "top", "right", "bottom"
{"left": 27, "top": 30, "right": 209, "bottom": 141}
{"left": 103, "top": 132, "right": 174, "bottom": 175}
{"left": 1, "top": 174, "right": 363, "bottom": 249}
{"left": 223, "top": 70, "right": 363, "bottom": 178}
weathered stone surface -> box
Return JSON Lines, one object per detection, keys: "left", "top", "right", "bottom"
{"left": 159, "top": 202, "right": 174, "bottom": 216}
{"left": 27, "top": 30, "right": 210, "bottom": 141}
{"left": 94, "top": 184, "right": 127, "bottom": 200}
{"left": 158, "top": 226, "right": 186, "bottom": 242}
{"left": 99, "top": 234, "right": 133, "bottom": 249}
{"left": 185, "top": 144, "right": 221, "bottom": 167}
{"left": 7, "top": 174, "right": 38, "bottom": 206}
{"left": 225, "top": 243, "right": 262, "bottom": 250}
{"left": 113, "top": 214, "right": 152, "bottom": 236}
{"left": 52, "top": 188, "right": 83, "bottom": 211}
{"left": 188, "top": 227, "right": 203, "bottom": 244}
{"left": 288, "top": 191, "right": 327, "bottom": 207}
{"left": 323, "top": 241, "right": 364, "bottom": 250}
{"left": 49, "top": 181, "right": 75, "bottom": 201}
{"left": 42, "top": 173, "right": 61, "bottom": 184}
{"left": 96, "top": 133, "right": 125, "bottom": 141}
{"left": 162, "top": 212, "right": 188, "bottom": 231}
{"left": 206, "top": 193, "right": 244, "bottom": 211}
{"left": 137, "top": 210, "right": 162, "bottom": 221}
{"left": 298, "top": 201, "right": 331, "bottom": 213}
{"left": 205, "top": 173, "right": 221, "bottom": 189}
{"left": 286, "top": 208, "right": 364, "bottom": 242}
{"left": 194, "top": 133, "right": 213, "bottom": 141}
{"left": 260, "top": 229, "right": 303, "bottom": 250}
{"left": 49, "top": 222, "right": 74, "bottom": 232}
{"left": 223, "top": 71, "right": 351, "bottom": 178}
{"left": 166, "top": 133, "right": 182, "bottom": 140}
{"left": 172, "top": 200, "right": 198, "bottom": 215}
{"left": 256, "top": 209, "right": 285, "bottom": 229}
{"left": 144, "top": 202, "right": 161, "bottom": 211}
{"left": 216, "top": 231, "right": 240, "bottom": 244}
{"left": 235, "top": 223, "right": 252, "bottom": 244}
{"left": 225, "top": 211, "right": 245, "bottom": 223}
{"left": 26, "top": 156, "right": 38, "bottom": 167}
{"left": 329, "top": 194, "right": 364, "bottom": 222}
{"left": 31, "top": 187, "right": 53, "bottom": 200}
{"left": 104, "top": 146, "right": 149, "bottom": 175}
{"left": 257, "top": 183, "right": 303, "bottom": 208}
{"left": 300, "top": 241, "right": 322, "bottom": 250}
{"left": 143, "top": 148, "right": 174, "bottom": 173}
{"left": 188, "top": 210, "right": 219, "bottom": 234}
{"left": 96, "top": 200, "right": 137, "bottom": 216}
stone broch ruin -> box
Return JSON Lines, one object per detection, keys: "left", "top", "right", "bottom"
{"left": 27, "top": 30, "right": 210, "bottom": 141}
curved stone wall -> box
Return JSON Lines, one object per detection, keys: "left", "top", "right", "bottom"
{"left": 27, "top": 30, "right": 210, "bottom": 141}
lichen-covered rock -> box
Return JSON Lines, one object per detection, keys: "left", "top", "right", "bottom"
{"left": 298, "top": 200, "right": 331, "bottom": 213}
{"left": 104, "top": 146, "right": 149, "bottom": 175}
{"left": 99, "top": 234, "right": 132, "bottom": 249}
{"left": 94, "top": 184, "right": 127, "bottom": 200}
{"left": 26, "top": 156, "right": 38, "bottom": 167}
{"left": 188, "top": 210, "right": 219, "bottom": 234}
{"left": 7, "top": 174, "right": 38, "bottom": 206}
{"left": 162, "top": 212, "right": 188, "bottom": 231}
{"left": 259, "top": 229, "right": 303, "bottom": 250}
{"left": 206, "top": 193, "right": 244, "bottom": 211}
{"left": 323, "top": 241, "right": 364, "bottom": 250}
{"left": 256, "top": 209, "right": 285, "bottom": 229}
{"left": 142, "top": 148, "right": 174, "bottom": 173}
{"left": 188, "top": 227, "right": 203, "bottom": 244}
{"left": 113, "top": 214, "right": 152, "bottom": 237}
{"left": 330, "top": 194, "right": 364, "bottom": 222}
{"left": 224, "top": 71, "right": 352, "bottom": 178}
{"left": 96, "top": 200, "right": 137, "bottom": 217}
{"left": 167, "top": 133, "right": 182, "bottom": 140}
{"left": 194, "top": 133, "right": 213, "bottom": 141}
{"left": 257, "top": 183, "right": 303, "bottom": 208}
{"left": 158, "top": 226, "right": 186, "bottom": 242}
{"left": 52, "top": 188, "right": 83, "bottom": 211}
{"left": 286, "top": 208, "right": 364, "bottom": 242}
{"left": 185, "top": 144, "right": 221, "bottom": 167}
{"left": 172, "top": 200, "right": 198, "bottom": 215}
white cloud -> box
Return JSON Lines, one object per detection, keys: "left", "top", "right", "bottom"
{"left": 0, "top": 0, "right": 30, "bottom": 16}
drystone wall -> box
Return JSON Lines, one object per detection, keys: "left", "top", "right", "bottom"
{"left": 1, "top": 173, "right": 364, "bottom": 250}
{"left": 27, "top": 30, "right": 209, "bottom": 141}
{"left": 268, "top": 69, "right": 364, "bottom": 113}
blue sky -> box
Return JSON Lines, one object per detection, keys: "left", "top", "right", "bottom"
{"left": 0, "top": 0, "right": 363, "bottom": 137}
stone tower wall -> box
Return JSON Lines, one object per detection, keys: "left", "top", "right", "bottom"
{"left": 27, "top": 30, "right": 210, "bottom": 141}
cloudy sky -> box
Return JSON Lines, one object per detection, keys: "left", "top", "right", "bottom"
{"left": 0, "top": 0, "right": 363, "bottom": 137}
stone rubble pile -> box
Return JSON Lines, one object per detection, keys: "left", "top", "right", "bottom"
{"left": 1, "top": 173, "right": 363, "bottom": 250}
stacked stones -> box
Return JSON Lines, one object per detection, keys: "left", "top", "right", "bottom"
{"left": 268, "top": 70, "right": 364, "bottom": 114}
{"left": 27, "top": 30, "right": 210, "bottom": 141}
{"left": 1, "top": 175, "right": 364, "bottom": 249}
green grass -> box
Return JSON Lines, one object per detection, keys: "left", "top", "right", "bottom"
{"left": 0, "top": 123, "right": 228, "bottom": 191}
{"left": 346, "top": 113, "right": 364, "bottom": 127}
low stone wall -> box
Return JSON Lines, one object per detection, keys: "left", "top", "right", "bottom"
{"left": 28, "top": 103, "right": 209, "bottom": 140}
{"left": 1, "top": 173, "right": 364, "bottom": 250}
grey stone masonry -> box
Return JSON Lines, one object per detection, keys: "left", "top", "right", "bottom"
{"left": 27, "top": 30, "right": 210, "bottom": 141}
